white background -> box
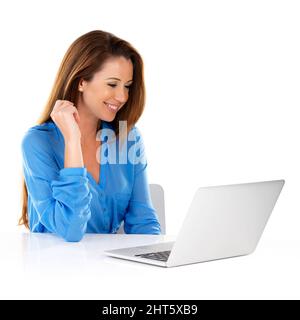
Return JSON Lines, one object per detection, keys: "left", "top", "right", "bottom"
{"left": 0, "top": 0, "right": 299, "bottom": 299}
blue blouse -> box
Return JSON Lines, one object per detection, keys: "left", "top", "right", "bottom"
{"left": 21, "top": 120, "right": 161, "bottom": 242}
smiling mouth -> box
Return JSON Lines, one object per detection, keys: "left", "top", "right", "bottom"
{"left": 104, "top": 102, "right": 119, "bottom": 112}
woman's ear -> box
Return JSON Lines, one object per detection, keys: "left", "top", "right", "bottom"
{"left": 78, "top": 79, "right": 86, "bottom": 92}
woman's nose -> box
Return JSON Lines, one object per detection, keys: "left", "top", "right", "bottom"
{"left": 114, "top": 88, "right": 128, "bottom": 103}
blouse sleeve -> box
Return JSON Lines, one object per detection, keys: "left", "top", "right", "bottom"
{"left": 21, "top": 130, "right": 92, "bottom": 242}
{"left": 123, "top": 128, "right": 161, "bottom": 234}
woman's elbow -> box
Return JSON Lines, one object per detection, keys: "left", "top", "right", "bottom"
{"left": 63, "top": 233, "right": 84, "bottom": 242}
{"left": 62, "top": 226, "right": 85, "bottom": 242}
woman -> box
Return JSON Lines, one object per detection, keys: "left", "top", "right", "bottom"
{"left": 19, "top": 30, "right": 161, "bottom": 241}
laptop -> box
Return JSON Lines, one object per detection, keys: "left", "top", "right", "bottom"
{"left": 104, "top": 179, "right": 285, "bottom": 267}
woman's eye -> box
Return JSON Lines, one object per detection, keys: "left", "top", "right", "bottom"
{"left": 108, "top": 84, "right": 131, "bottom": 90}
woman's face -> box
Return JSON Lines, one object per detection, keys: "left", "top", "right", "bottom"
{"left": 78, "top": 56, "right": 133, "bottom": 122}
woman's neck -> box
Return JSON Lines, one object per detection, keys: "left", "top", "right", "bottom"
{"left": 77, "top": 103, "right": 100, "bottom": 144}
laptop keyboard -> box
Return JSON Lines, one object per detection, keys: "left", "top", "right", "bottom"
{"left": 135, "top": 250, "right": 171, "bottom": 262}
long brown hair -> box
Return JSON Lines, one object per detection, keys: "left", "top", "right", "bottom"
{"left": 19, "top": 30, "right": 146, "bottom": 228}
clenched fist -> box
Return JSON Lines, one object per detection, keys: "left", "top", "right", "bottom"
{"left": 50, "top": 100, "right": 81, "bottom": 142}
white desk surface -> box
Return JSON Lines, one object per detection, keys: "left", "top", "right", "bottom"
{"left": 1, "top": 230, "right": 300, "bottom": 299}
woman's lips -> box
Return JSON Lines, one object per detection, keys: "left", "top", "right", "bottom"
{"left": 104, "top": 102, "right": 119, "bottom": 112}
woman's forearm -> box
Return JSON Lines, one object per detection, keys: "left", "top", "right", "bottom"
{"left": 64, "top": 138, "right": 84, "bottom": 168}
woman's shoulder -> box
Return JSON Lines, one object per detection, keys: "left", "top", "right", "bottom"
{"left": 128, "top": 125, "right": 144, "bottom": 146}
{"left": 128, "top": 125, "right": 144, "bottom": 143}
{"left": 21, "top": 121, "right": 57, "bottom": 152}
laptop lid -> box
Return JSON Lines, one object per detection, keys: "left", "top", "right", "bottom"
{"left": 166, "top": 180, "right": 285, "bottom": 267}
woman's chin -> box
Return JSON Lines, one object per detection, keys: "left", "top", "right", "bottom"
{"left": 98, "top": 112, "right": 117, "bottom": 122}
{"left": 99, "top": 103, "right": 120, "bottom": 121}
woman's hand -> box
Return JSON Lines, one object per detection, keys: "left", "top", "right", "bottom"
{"left": 50, "top": 100, "right": 81, "bottom": 142}
{"left": 51, "top": 100, "right": 84, "bottom": 168}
